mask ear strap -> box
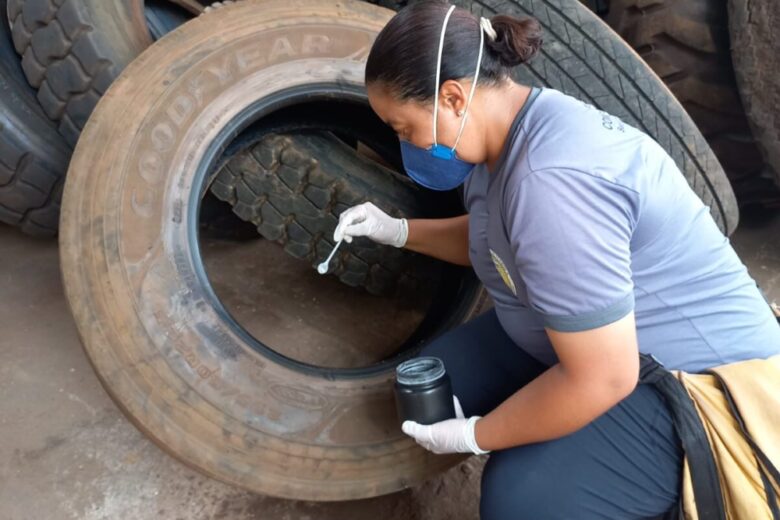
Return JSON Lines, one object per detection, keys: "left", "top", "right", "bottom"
{"left": 433, "top": 5, "right": 457, "bottom": 148}
{"left": 452, "top": 17, "right": 485, "bottom": 151}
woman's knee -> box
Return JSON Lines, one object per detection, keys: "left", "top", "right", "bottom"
{"left": 479, "top": 448, "right": 563, "bottom": 520}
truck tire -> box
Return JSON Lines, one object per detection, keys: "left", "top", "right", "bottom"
{"left": 728, "top": 0, "right": 780, "bottom": 188}
{"left": 7, "top": 0, "right": 153, "bottom": 147}
{"left": 59, "top": 0, "right": 739, "bottom": 501}
{"left": 211, "top": 131, "right": 440, "bottom": 296}
{"left": 60, "top": 0, "right": 486, "bottom": 500}
{"left": 0, "top": 0, "right": 70, "bottom": 236}
{"left": 605, "top": 0, "right": 774, "bottom": 205}
{"left": 3, "top": 0, "right": 198, "bottom": 235}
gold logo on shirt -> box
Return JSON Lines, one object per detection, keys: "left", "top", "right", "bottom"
{"left": 490, "top": 249, "right": 517, "bottom": 296}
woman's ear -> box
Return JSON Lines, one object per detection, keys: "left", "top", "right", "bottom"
{"left": 439, "top": 79, "right": 468, "bottom": 114}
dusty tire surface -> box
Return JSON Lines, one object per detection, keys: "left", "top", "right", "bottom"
{"left": 375, "top": 0, "right": 739, "bottom": 235}
{"left": 212, "top": 132, "right": 438, "bottom": 296}
{"left": 60, "top": 0, "right": 486, "bottom": 501}
{"left": 7, "top": 0, "right": 153, "bottom": 146}
{"left": 0, "top": 0, "right": 70, "bottom": 235}
{"left": 605, "top": 0, "right": 767, "bottom": 193}
{"left": 728, "top": 0, "right": 780, "bottom": 187}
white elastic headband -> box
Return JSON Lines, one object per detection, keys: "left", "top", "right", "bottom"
{"left": 432, "top": 5, "right": 487, "bottom": 150}
{"left": 480, "top": 17, "right": 497, "bottom": 41}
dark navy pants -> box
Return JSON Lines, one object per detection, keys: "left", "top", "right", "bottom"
{"left": 418, "top": 308, "right": 683, "bottom": 520}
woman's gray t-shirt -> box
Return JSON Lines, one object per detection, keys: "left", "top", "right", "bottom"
{"left": 463, "top": 87, "right": 780, "bottom": 372}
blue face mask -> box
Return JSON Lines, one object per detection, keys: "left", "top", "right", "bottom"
{"left": 400, "top": 4, "right": 486, "bottom": 191}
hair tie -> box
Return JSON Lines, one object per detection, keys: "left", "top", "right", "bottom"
{"left": 480, "top": 17, "right": 497, "bottom": 41}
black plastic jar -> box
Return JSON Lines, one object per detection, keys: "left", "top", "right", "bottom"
{"left": 394, "top": 356, "right": 455, "bottom": 425}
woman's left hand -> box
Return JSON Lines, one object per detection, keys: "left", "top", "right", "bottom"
{"left": 401, "top": 396, "right": 491, "bottom": 455}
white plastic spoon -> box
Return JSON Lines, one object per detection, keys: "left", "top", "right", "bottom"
{"left": 317, "top": 238, "right": 344, "bottom": 274}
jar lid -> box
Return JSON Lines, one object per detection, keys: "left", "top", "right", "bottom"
{"left": 396, "top": 357, "right": 446, "bottom": 386}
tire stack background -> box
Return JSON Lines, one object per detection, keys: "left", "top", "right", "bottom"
{"left": 0, "top": 0, "right": 208, "bottom": 237}
{"left": 0, "top": 0, "right": 69, "bottom": 235}
{"left": 605, "top": 0, "right": 780, "bottom": 218}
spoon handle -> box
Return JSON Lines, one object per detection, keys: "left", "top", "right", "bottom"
{"left": 323, "top": 238, "right": 344, "bottom": 266}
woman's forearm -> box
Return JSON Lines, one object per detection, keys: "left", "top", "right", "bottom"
{"left": 474, "top": 363, "right": 633, "bottom": 451}
{"left": 404, "top": 214, "right": 471, "bottom": 266}
{"left": 474, "top": 315, "right": 639, "bottom": 451}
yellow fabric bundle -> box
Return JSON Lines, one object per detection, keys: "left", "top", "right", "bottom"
{"left": 676, "top": 355, "right": 780, "bottom": 519}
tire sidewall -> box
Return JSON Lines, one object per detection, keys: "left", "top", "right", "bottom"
{"left": 61, "top": 1, "right": 465, "bottom": 500}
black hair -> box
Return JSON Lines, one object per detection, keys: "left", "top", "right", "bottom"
{"left": 365, "top": 1, "right": 542, "bottom": 102}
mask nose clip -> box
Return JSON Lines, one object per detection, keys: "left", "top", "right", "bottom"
{"left": 431, "top": 145, "right": 456, "bottom": 160}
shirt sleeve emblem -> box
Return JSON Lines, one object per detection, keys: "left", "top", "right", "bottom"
{"left": 490, "top": 248, "right": 517, "bottom": 297}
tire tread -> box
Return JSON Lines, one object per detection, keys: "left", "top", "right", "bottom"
{"left": 8, "top": 0, "right": 148, "bottom": 146}
{"left": 211, "top": 132, "right": 438, "bottom": 296}
{"left": 606, "top": 0, "right": 768, "bottom": 193}
{"left": 1, "top": 0, "right": 70, "bottom": 236}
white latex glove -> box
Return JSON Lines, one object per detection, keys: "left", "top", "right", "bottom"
{"left": 333, "top": 202, "right": 408, "bottom": 248}
{"left": 401, "top": 396, "right": 491, "bottom": 455}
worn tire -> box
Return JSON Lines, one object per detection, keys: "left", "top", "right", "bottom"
{"left": 605, "top": 0, "right": 774, "bottom": 202}
{"left": 604, "top": 1, "right": 753, "bottom": 172}
{"left": 60, "top": 0, "right": 488, "bottom": 501}
{"left": 212, "top": 132, "right": 439, "bottom": 296}
{"left": 0, "top": 0, "right": 70, "bottom": 235}
{"left": 7, "top": 0, "right": 153, "bottom": 147}
{"left": 3, "top": 0, "right": 198, "bottom": 235}
{"left": 728, "top": 0, "right": 780, "bottom": 188}
{"left": 374, "top": 0, "right": 739, "bottom": 235}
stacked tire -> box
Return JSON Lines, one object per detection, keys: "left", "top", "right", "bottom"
{"left": 727, "top": 0, "right": 780, "bottom": 189}
{"left": 0, "top": 0, "right": 69, "bottom": 235}
{"left": 1, "top": 0, "right": 201, "bottom": 236}
{"left": 605, "top": 0, "right": 780, "bottom": 208}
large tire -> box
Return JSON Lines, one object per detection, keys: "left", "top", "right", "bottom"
{"left": 376, "top": 0, "right": 739, "bottom": 235}
{"left": 0, "top": 0, "right": 70, "bottom": 235}
{"left": 605, "top": 0, "right": 776, "bottom": 204}
{"left": 728, "top": 0, "right": 780, "bottom": 188}
{"left": 61, "top": 0, "right": 487, "bottom": 500}
{"left": 7, "top": 0, "right": 153, "bottom": 147}
{"left": 211, "top": 132, "right": 440, "bottom": 296}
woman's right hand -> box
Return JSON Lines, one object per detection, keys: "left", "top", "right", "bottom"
{"left": 333, "top": 202, "right": 409, "bottom": 248}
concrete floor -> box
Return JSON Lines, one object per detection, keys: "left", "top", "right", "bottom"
{"left": 1, "top": 213, "right": 778, "bottom": 520}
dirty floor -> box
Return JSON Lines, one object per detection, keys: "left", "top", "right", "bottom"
{"left": 1, "top": 213, "right": 778, "bottom": 520}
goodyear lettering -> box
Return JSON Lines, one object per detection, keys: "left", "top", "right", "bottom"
{"left": 166, "top": 94, "right": 195, "bottom": 127}
{"left": 138, "top": 151, "right": 164, "bottom": 184}
{"left": 302, "top": 34, "right": 330, "bottom": 54}
{"left": 129, "top": 32, "right": 338, "bottom": 221}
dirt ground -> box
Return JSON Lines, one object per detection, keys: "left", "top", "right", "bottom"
{"left": 1, "top": 213, "right": 778, "bottom": 520}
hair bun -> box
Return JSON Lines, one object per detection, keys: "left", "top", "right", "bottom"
{"left": 485, "top": 15, "right": 543, "bottom": 67}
